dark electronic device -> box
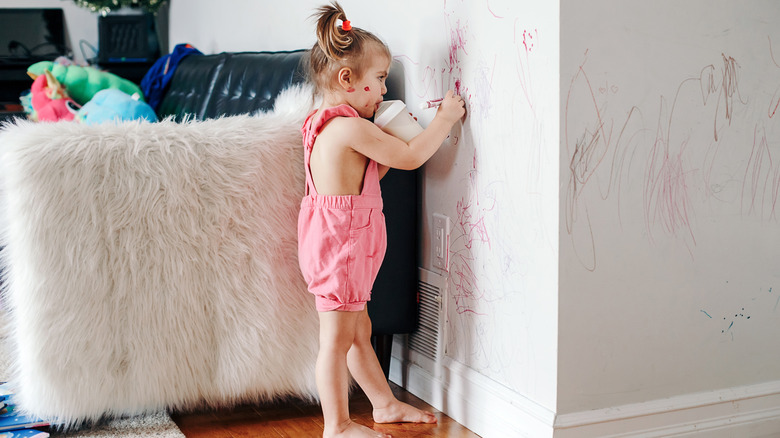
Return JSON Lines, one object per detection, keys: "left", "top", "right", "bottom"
{"left": 98, "top": 13, "right": 159, "bottom": 63}
{"left": 0, "top": 8, "right": 68, "bottom": 63}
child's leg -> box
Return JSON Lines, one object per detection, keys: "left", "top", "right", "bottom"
{"left": 317, "top": 310, "right": 390, "bottom": 438}
{"left": 346, "top": 309, "right": 437, "bottom": 424}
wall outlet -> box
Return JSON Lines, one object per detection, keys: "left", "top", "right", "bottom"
{"left": 432, "top": 213, "right": 450, "bottom": 271}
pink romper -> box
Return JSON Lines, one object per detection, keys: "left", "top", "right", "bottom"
{"left": 297, "top": 105, "right": 388, "bottom": 312}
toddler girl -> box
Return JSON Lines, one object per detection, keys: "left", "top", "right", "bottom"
{"left": 298, "top": 3, "right": 465, "bottom": 437}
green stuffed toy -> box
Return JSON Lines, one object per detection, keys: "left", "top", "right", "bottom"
{"left": 28, "top": 61, "right": 145, "bottom": 105}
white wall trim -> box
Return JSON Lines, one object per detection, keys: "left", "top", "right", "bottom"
{"left": 553, "top": 380, "right": 780, "bottom": 437}
{"left": 393, "top": 336, "right": 780, "bottom": 438}
{"left": 390, "top": 337, "right": 556, "bottom": 438}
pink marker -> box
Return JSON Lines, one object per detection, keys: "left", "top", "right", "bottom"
{"left": 418, "top": 98, "right": 444, "bottom": 109}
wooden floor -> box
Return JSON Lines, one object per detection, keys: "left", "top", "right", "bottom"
{"left": 171, "top": 382, "right": 480, "bottom": 438}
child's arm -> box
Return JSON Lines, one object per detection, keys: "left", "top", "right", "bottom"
{"left": 377, "top": 164, "right": 390, "bottom": 179}
{"left": 342, "top": 90, "right": 465, "bottom": 170}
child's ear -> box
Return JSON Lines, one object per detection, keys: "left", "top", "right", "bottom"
{"left": 338, "top": 67, "right": 354, "bottom": 92}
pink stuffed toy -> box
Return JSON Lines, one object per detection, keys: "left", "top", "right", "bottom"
{"left": 29, "top": 70, "right": 80, "bottom": 122}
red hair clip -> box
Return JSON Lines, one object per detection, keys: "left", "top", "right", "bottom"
{"left": 341, "top": 20, "right": 352, "bottom": 31}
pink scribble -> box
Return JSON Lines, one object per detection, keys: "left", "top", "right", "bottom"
{"left": 741, "top": 124, "right": 780, "bottom": 220}
{"left": 694, "top": 55, "right": 747, "bottom": 141}
{"left": 564, "top": 50, "right": 645, "bottom": 270}
{"left": 485, "top": 0, "right": 504, "bottom": 19}
{"left": 447, "top": 19, "right": 468, "bottom": 67}
{"left": 521, "top": 28, "right": 537, "bottom": 53}
{"left": 713, "top": 54, "right": 745, "bottom": 141}
{"left": 769, "top": 92, "right": 780, "bottom": 119}
{"left": 644, "top": 54, "right": 746, "bottom": 250}
{"left": 445, "top": 18, "right": 469, "bottom": 99}
{"left": 643, "top": 114, "right": 696, "bottom": 250}
{"left": 565, "top": 48, "right": 761, "bottom": 266}
{"left": 394, "top": 16, "right": 471, "bottom": 103}
{"left": 393, "top": 56, "right": 442, "bottom": 101}
{"left": 768, "top": 36, "right": 780, "bottom": 118}
{"left": 514, "top": 21, "right": 538, "bottom": 111}
{"left": 640, "top": 73, "right": 712, "bottom": 255}
{"left": 449, "top": 151, "right": 495, "bottom": 315}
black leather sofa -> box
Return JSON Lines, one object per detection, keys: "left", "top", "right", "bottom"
{"left": 155, "top": 49, "right": 419, "bottom": 376}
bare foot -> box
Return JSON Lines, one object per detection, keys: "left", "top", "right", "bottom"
{"left": 324, "top": 419, "right": 391, "bottom": 438}
{"left": 373, "top": 400, "right": 438, "bottom": 424}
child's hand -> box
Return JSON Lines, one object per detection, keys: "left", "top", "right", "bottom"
{"left": 436, "top": 90, "right": 466, "bottom": 123}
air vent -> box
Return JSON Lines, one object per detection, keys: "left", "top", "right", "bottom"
{"left": 409, "top": 269, "right": 444, "bottom": 361}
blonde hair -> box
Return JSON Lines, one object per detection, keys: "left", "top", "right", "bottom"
{"left": 308, "top": 2, "right": 391, "bottom": 93}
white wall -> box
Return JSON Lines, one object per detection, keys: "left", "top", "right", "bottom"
{"left": 2, "top": 0, "right": 99, "bottom": 63}
{"left": 558, "top": 0, "right": 780, "bottom": 433}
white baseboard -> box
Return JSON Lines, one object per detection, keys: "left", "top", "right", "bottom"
{"left": 389, "top": 336, "right": 556, "bottom": 438}
{"left": 390, "top": 336, "right": 780, "bottom": 438}
{"left": 553, "top": 380, "right": 780, "bottom": 438}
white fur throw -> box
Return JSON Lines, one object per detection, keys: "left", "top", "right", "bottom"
{"left": 0, "top": 84, "right": 319, "bottom": 427}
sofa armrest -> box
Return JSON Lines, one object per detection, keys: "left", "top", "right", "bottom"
{"left": 157, "top": 50, "right": 308, "bottom": 121}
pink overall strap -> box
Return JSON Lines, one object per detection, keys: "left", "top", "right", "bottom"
{"left": 301, "top": 110, "right": 318, "bottom": 196}
{"left": 360, "top": 159, "right": 381, "bottom": 196}
{"left": 302, "top": 105, "right": 376, "bottom": 197}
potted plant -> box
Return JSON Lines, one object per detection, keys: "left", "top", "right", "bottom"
{"left": 72, "top": 0, "right": 169, "bottom": 15}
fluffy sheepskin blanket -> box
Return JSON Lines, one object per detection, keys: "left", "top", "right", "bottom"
{"left": 0, "top": 84, "right": 319, "bottom": 427}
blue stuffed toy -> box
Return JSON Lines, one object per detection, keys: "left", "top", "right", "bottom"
{"left": 76, "top": 89, "right": 158, "bottom": 125}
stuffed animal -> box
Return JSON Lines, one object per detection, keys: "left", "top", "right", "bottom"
{"left": 76, "top": 89, "right": 158, "bottom": 125}
{"left": 19, "top": 89, "right": 33, "bottom": 116}
{"left": 29, "top": 70, "right": 81, "bottom": 122}
{"left": 28, "top": 61, "right": 145, "bottom": 105}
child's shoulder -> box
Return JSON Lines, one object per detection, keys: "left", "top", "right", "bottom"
{"left": 320, "top": 112, "right": 374, "bottom": 139}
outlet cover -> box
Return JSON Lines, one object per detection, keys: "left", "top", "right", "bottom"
{"left": 432, "top": 213, "right": 450, "bottom": 271}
